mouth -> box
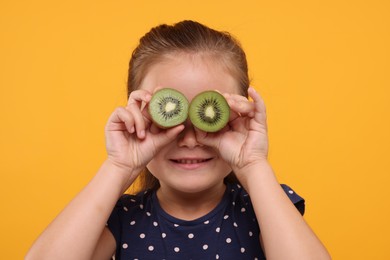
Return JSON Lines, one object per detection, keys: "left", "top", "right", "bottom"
{"left": 170, "top": 158, "right": 213, "bottom": 164}
{"left": 169, "top": 157, "right": 213, "bottom": 169}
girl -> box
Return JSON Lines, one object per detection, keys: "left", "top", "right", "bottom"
{"left": 26, "top": 20, "right": 331, "bottom": 259}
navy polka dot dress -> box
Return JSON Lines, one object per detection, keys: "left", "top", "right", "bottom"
{"left": 107, "top": 183, "right": 304, "bottom": 259}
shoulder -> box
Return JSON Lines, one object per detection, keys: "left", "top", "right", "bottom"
{"left": 227, "top": 182, "right": 305, "bottom": 215}
{"left": 106, "top": 190, "right": 154, "bottom": 240}
{"left": 115, "top": 189, "right": 152, "bottom": 210}
{"left": 107, "top": 189, "right": 154, "bottom": 226}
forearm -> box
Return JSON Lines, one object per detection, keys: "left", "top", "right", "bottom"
{"left": 26, "top": 160, "right": 138, "bottom": 260}
{"left": 235, "top": 161, "right": 331, "bottom": 260}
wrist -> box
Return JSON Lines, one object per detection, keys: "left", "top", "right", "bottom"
{"left": 233, "top": 159, "right": 275, "bottom": 188}
{"left": 101, "top": 159, "right": 141, "bottom": 193}
{"left": 233, "top": 158, "right": 270, "bottom": 173}
{"left": 105, "top": 157, "right": 136, "bottom": 174}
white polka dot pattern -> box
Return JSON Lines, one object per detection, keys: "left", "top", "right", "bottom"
{"left": 106, "top": 183, "right": 304, "bottom": 259}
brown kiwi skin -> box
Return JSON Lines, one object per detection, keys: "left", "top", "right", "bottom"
{"left": 148, "top": 88, "right": 189, "bottom": 129}
{"left": 188, "top": 90, "right": 230, "bottom": 132}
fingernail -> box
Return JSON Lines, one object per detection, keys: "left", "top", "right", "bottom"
{"left": 140, "top": 101, "right": 146, "bottom": 111}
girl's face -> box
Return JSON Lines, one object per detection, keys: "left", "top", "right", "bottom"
{"left": 141, "top": 54, "right": 241, "bottom": 195}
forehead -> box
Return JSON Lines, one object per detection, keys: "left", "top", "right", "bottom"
{"left": 139, "top": 54, "right": 241, "bottom": 101}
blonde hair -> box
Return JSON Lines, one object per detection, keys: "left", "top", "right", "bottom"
{"left": 127, "top": 20, "right": 249, "bottom": 193}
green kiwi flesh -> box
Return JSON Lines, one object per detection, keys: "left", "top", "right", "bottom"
{"left": 189, "top": 90, "right": 230, "bottom": 132}
{"left": 148, "top": 88, "right": 189, "bottom": 128}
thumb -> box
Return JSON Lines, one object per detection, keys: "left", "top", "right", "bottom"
{"left": 194, "top": 128, "right": 222, "bottom": 150}
{"left": 152, "top": 125, "right": 185, "bottom": 148}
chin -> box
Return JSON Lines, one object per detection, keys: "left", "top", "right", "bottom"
{"left": 167, "top": 178, "right": 225, "bottom": 194}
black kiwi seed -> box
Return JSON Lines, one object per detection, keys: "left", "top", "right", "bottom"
{"left": 148, "top": 88, "right": 189, "bottom": 128}
{"left": 189, "top": 90, "right": 230, "bottom": 132}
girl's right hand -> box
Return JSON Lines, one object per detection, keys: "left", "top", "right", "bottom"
{"left": 104, "top": 89, "right": 184, "bottom": 176}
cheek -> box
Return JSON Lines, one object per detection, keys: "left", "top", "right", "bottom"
{"left": 145, "top": 146, "right": 170, "bottom": 177}
{"left": 217, "top": 161, "right": 233, "bottom": 177}
{"left": 210, "top": 144, "right": 233, "bottom": 176}
{"left": 146, "top": 158, "right": 161, "bottom": 177}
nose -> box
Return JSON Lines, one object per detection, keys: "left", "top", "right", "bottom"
{"left": 177, "top": 120, "right": 203, "bottom": 149}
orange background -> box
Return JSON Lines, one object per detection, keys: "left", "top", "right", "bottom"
{"left": 1, "top": 1, "right": 389, "bottom": 259}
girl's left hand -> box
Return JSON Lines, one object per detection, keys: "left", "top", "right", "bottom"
{"left": 195, "top": 87, "right": 269, "bottom": 172}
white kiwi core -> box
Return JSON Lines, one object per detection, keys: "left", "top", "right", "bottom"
{"left": 205, "top": 105, "right": 216, "bottom": 119}
{"left": 165, "top": 102, "right": 177, "bottom": 113}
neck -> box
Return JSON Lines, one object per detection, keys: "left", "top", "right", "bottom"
{"left": 156, "top": 183, "right": 226, "bottom": 221}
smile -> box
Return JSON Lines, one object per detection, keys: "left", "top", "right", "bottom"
{"left": 171, "top": 158, "right": 212, "bottom": 164}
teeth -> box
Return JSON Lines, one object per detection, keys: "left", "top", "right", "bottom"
{"left": 177, "top": 159, "right": 206, "bottom": 164}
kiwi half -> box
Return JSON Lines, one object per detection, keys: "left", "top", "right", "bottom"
{"left": 189, "top": 90, "right": 230, "bottom": 132}
{"left": 148, "top": 88, "right": 189, "bottom": 128}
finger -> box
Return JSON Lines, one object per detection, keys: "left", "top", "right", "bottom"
{"left": 106, "top": 107, "right": 135, "bottom": 134}
{"left": 149, "top": 122, "right": 162, "bottom": 135}
{"left": 248, "top": 87, "right": 265, "bottom": 109}
{"left": 152, "top": 124, "right": 185, "bottom": 147}
{"left": 128, "top": 89, "right": 152, "bottom": 105}
{"left": 224, "top": 93, "right": 255, "bottom": 116}
{"left": 127, "top": 89, "right": 156, "bottom": 139}
{"left": 142, "top": 103, "right": 153, "bottom": 122}
{"left": 193, "top": 128, "right": 222, "bottom": 149}
{"left": 223, "top": 92, "right": 248, "bottom": 102}
{"left": 127, "top": 90, "right": 152, "bottom": 117}
{"left": 248, "top": 87, "right": 267, "bottom": 122}
{"left": 128, "top": 90, "right": 152, "bottom": 124}
{"left": 222, "top": 93, "right": 241, "bottom": 122}
{"left": 228, "top": 116, "right": 249, "bottom": 132}
{"left": 125, "top": 102, "right": 148, "bottom": 139}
